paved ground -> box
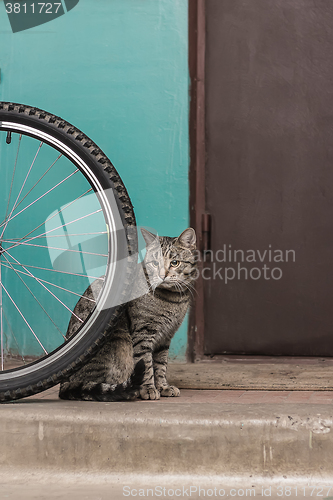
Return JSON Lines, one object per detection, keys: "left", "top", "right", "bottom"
{"left": 167, "top": 358, "right": 333, "bottom": 390}
{"left": 4, "top": 362, "right": 333, "bottom": 500}
{"left": 0, "top": 476, "right": 331, "bottom": 500}
{"left": 27, "top": 384, "right": 333, "bottom": 404}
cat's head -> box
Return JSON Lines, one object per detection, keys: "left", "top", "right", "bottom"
{"left": 141, "top": 228, "right": 197, "bottom": 292}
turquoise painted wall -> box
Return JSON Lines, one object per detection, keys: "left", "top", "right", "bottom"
{"left": 0, "top": 0, "right": 189, "bottom": 360}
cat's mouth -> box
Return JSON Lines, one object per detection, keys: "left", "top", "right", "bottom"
{"left": 158, "top": 279, "right": 186, "bottom": 291}
{"left": 147, "top": 274, "right": 189, "bottom": 292}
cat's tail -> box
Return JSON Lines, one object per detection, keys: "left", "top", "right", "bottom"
{"left": 59, "top": 360, "right": 145, "bottom": 402}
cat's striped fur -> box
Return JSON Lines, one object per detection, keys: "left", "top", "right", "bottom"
{"left": 59, "top": 228, "right": 197, "bottom": 401}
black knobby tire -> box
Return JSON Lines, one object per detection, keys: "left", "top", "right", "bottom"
{"left": 0, "top": 102, "right": 137, "bottom": 401}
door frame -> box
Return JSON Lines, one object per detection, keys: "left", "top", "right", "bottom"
{"left": 188, "top": 0, "right": 206, "bottom": 361}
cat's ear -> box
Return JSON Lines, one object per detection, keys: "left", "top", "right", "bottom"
{"left": 177, "top": 228, "right": 196, "bottom": 248}
{"left": 141, "top": 228, "right": 158, "bottom": 247}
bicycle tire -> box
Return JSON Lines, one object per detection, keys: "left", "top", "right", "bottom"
{"left": 0, "top": 102, "right": 137, "bottom": 402}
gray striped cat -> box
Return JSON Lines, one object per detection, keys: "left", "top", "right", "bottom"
{"left": 59, "top": 227, "right": 197, "bottom": 401}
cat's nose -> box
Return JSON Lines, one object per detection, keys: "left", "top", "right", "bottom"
{"left": 159, "top": 272, "right": 165, "bottom": 280}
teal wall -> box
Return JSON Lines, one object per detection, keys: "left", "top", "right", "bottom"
{"left": 0, "top": 0, "right": 189, "bottom": 360}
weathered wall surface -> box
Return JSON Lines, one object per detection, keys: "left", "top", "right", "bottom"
{"left": 0, "top": 0, "right": 189, "bottom": 360}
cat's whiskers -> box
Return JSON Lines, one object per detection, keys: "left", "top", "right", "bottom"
{"left": 176, "top": 277, "right": 197, "bottom": 299}
{"left": 173, "top": 281, "right": 182, "bottom": 296}
{"left": 146, "top": 281, "right": 157, "bottom": 297}
{"left": 174, "top": 280, "right": 187, "bottom": 299}
{"left": 180, "top": 276, "right": 197, "bottom": 292}
{"left": 149, "top": 276, "right": 163, "bottom": 296}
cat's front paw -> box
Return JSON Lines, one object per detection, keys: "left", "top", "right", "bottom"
{"left": 159, "top": 385, "right": 180, "bottom": 397}
{"left": 140, "top": 385, "right": 160, "bottom": 400}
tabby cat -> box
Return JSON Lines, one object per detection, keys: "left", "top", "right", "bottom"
{"left": 59, "top": 227, "right": 197, "bottom": 401}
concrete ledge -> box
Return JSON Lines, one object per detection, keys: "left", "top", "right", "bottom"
{"left": 1, "top": 400, "right": 333, "bottom": 476}
{"left": 1, "top": 470, "right": 333, "bottom": 500}
{"left": 168, "top": 360, "right": 333, "bottom": 390}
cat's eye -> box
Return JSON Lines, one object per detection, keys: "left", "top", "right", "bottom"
{"left": 170, "top": 260, "right": 180, "bottom": 267}
{"left": 151, "top": 260, "right": 159, "bottom": 267}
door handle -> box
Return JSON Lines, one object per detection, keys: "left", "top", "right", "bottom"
{"left": 202, "top": 213, "right": 211, "bottom": 256}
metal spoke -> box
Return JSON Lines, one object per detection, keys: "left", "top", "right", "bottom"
{"left": 0, "top": 262, "right": 104, "bottom": 281}
{"left": 39, "top": 232, "right": 107, "bottom": 238}
{"left": 0, "top": 281, "right": 48, "bottom": 355}
{"left": 0, "top": 261, "right": 3, "bottom": 371}
{"left": 3, "top": 249, "right": 84, "bottom": 324}
{"left": 10, "top": 153, "right": 62, "bottom": 214}
{"left": 58, "top": 209, "right": 71, "bottom": 250}
{"left": 8, "top": 188, "right": 93, "bottom": 248}
{"left": 0, "top": 142, "right": 43, "bottom": 239}
{"left": 5, "top": 209, "right": 103, "bottom": 254}
{"left": 2, "top": 134, "right": 22, "bottom": 226}
{"left": 2, "top": 310, "right": 27, "bottom": 366}
{"left": 1, "top": 254, "right": 66, "bottom": 341}
{"left": 0, "top": 168, "right": 79, "bottom": 230}
{"left": 3, "top": 232, "right": 107, "bottom": 241}
{"left": 1, "top": 262, "right": 96, "bottom": 304}
{"left": 5, "top": 241, "right": 108, "bottom": 257}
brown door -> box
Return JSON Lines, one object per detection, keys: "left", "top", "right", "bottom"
{"left": 199, "top": 0, "right": 333, "bottom": 356}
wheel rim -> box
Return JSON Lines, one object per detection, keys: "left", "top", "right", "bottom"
{"left": 0, "top": 120, "right": 118, "bottom": 380}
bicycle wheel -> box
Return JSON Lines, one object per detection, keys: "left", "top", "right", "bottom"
{"left": 0, "top": 102, "right": 137, "bottom": 401}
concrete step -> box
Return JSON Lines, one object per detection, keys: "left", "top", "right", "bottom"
{"left": 1, "top": 470, "right": 333, "bottom": 500}
{"left": 1, "top": 395, "right": 333, "bottom": 478}
{"left": 168, "top": 358, "right": 333, "bottom": 390}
